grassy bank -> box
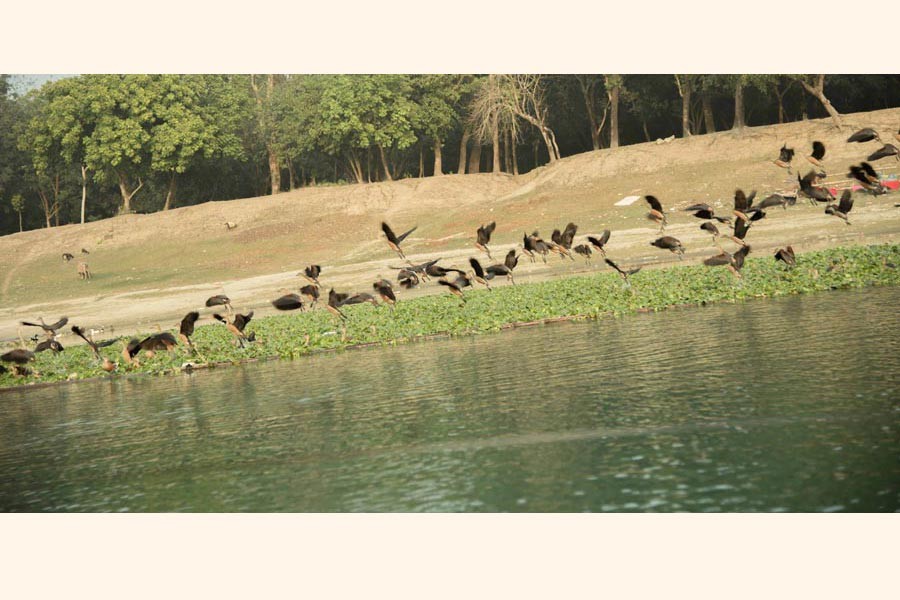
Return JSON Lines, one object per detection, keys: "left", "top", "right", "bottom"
{"left": 3, "top": 243, "right": 899, "bottom": 390}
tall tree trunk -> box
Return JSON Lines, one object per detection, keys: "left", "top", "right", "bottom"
{"left": 510, "top": 130, "right": 519, "bottom": 175}
{"left": 609, "top": 85, "right": 620, "bottom": 148}
{"left": 80, "top": 164, "right": 88, "bottom": 225}
{"left": 53, "top": 174, "right": 60, "bottom": 227}
{"left": 286, "top": 159, "right": 296, "bottom": 190}
{"left": 432, "top": 137, "right": 443, "bottom": 176}
{"left": 681, "top": 83, "right": 692, "bottom": 137}
{"left": 642, "top": 121, "right": 651, "bottom": 142}
{"left": 346, "top": 153, "right": 364, "bottom": 184}
{"left": 458, "top": 128, "right": 470, "bottom": 174}
{"left": 418, "top": 142, "right": 424, "bottom": 178}
{"left": 18, "top": 211, "right": 22, "bottom": 233}
{"left": 378, "top": 145, "right": 393, "bottom": 182}
{"left": 732, "top": 81, "right": 745, "bottom": 129}
{"left": 580, "top": 84, "right": 600, "bottom": 150}
{"left": 502, "top": 132, "right": 511, "bottom": 173}
{"left": 702, "top": 94, "right": 716, "bottom": 133}
{"left": 468, "top": 144, "right": 482, "bottom": 174}
{"left": 163, "top": 171, "right": 177, "bottom": 210}
{"left": 490, "top": 112, "right": 501, "bottom": 173}
{"left": 267, "top": 147, "right": 281, "bottom": 193}
{"left": 116, "top": 171, "right": 143, "bottom": 214}
{"left": 797, "top": 75, "right": 842, "bottom": 130}
{"left": 38, "top": 189, "right": 51, "bottom": 228}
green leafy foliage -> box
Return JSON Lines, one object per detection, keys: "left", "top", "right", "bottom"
{"left": 3, "top": 244, "right": 898, "bottom": 389}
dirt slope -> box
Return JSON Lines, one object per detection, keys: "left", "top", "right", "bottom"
{"left": 2, "top": 107, "right": 899, "bottom": 343}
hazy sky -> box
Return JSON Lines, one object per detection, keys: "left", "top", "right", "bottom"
{"left": 6, "top": 74, "right": 73, "bottom": 94}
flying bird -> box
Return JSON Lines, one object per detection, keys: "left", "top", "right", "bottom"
{"left": 205, "top": 294, "right": 233, "bottom": 315}
{"left": 604, "top": 258, "right": 641, "bottom": 285}
{"left": 301, "top": 265, "right": 322, "bottom": 285}
{"left": 573, "top": 244, "right": 593, "bottom": 264}
{"left": 586, "top": 230, "right": 611, "bottom": 256}
{"left": 733, "top": 189, "right": 757, "bottom": 223}
{"left": 72, "top": 325, "right": 117, "bottom": 371}
{"left": 20, "top": 317, "right": 69, "bottom": 340}
{"left": 807, "top": 141, "right": 826, "bottom": 168}
{"left": 468, "top": 258, "right": 493, "bottom": 290}
{"left": 373, "top": 279, "right": 397, "bottom": 306}
{"left": 644, "top": 195, "right": 667, "bottom": 231}
{"left": 272, "top": 293, "right": 305, "bottom": 311}
{"left": 300, "top": 284, "right": 320, "bottom": 306}
{"left": 475, "top": 222, "right": 496, "bottom": 259}
{"left": 651, "top": 236, "right": 684, "bottom": 258}
{"left": 798, "top": 171, "right": 834, "bottom": 204}
{"left": 774, "top": 246, "right": 796, "bottom": 268}
{"left": 1, "top": 348, "right": 36, "bottom": 376}
{"left": 867, "top": 144, "right": 899, "bottom": 162}
{"left": 773, "top": 144, "right": 795, "bottom": 172}
{"left": 381, "top": 222, "right": 417, "bottom": 259}
{"left": 756, "top": 194, "right": 792, "bottom": 210}
{"left": 846, "top": 128, "right": 881, "bottom": 144}
{"left": 847, "top": 163, "right": 885, "bottom": 194}
{"left": 825, "top": 190, "right": 854, "bottom": 225}
{"left": 703, "top": 245, "right": 751, "bottom": 279}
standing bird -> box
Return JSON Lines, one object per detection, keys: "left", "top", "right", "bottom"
{"left": 774, "top": 246, "right": 796, "bottom": 268}
{"left": 373, "top": 279, "right": 397, "bottom": 306}
{"left": 272, "top": 293, "right": 305, "bottom": 311}
{"left": 381, "top": 222, "right": 417, "bottom": 259}
{"left": 651, "top": 236, "right": 685, "bottom": 258}
{"left": 301, "top": 265, "right": 322, "bottom": 285}
{"left": 205, "top": 294, "right": 233, "bottom": 316}
{"left": 773, "top": 144, "right": 795, "bottom": 172}
{"left": 703, "top": 245, "right": 751, "bottom": 279}
{"left": 867, "top": 144, "right": 899, "bottom": 162}
{"left": 179, "top": 312, "right": 200, "bottom": 348}
{"left": 300, "top": 284, "right": 320, "bottom": 306}
{"left": 847, "top": 128, "right": 881, "bottom": 144}
{"left": 604, "top": 258, "right": 641, "bottom": 285}
{"left": 587, "top": 230, "right": 611, "bottom": 257}
{"left": 807, "top": 141, "right": 826, "bottom": 169}
{"left": 468, "top": 258, "right": 493, "bottom": 290}
{"left": 475, "top": 222, "right": 496, "bottom": 260}
{"left": 825, "top": 190, "right": 854, "bottom": 225}
{"left": 644, "top": 195, "right": 667, "bottom": 231}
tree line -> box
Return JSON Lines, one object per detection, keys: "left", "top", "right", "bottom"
{"left": 2, "top": 74, "right": 899, "bottom": 235}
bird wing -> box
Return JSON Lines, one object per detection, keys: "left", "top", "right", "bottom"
{"left": 779, "top": 144, "right": 793, "bottom": 162}
{"left": 703, "top": 252, "right": 732, "bottom": 266}
{"left": 604, "top": 258, "right": 624, "bottom": 274}
{"left": 734, "top": 189, "right": 748, "bottom": 211}
{"left": 396, "top": 226, "right": 418, "bottom": 243}
{"left": 867, "top": 144, "right": 898, "bottom": 161}
{"left": 504, "top": 250, "right": 518, "bottom": 270}
{"left": 20, "top": 321, "right": 45, "bottom": 329}
{"left": 860, "top": 162, "right": 879, "bottom": 181}
{"left": 469, "top": 257, "right": 485, "bottom": 278}
{"left": 838, "top": 190, "right": 853, "bottom": 214}
{"left": 846, "top": 128, "right": 874, "bottom": 143}
{"left": 46, "top": 317, "right": 69, "bottom": 331}
{"left": 733, "top": 245, "right": 751, "bottom": 270}
{"left": 734, "top": 218, "right": 750, "bottom": 240}
{"left": 700, "top": 222, "right": 719, "bottom": 234}
{"left": 684, "top": 203, "right": 711, "bottom": 212}
{"left": 811, "top": 141, "right": 826, "bottom": 160}
{"left": 645, "top": 195, "right": 663, "bottom": 212}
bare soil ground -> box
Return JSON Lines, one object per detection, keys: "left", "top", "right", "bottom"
{"left": 2, "top": 107, "right": 899, "bottom": 344}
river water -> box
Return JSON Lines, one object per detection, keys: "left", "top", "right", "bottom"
{"left": 1, "top": 287, "right": 898, "bottom": 512}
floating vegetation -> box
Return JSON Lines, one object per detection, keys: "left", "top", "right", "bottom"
{"left": 2, "top": 243, "right": 899, "bottom": 389}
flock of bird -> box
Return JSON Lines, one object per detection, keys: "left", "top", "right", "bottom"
{"left": 3, "top": 126, "right": 898, "bottom": 379}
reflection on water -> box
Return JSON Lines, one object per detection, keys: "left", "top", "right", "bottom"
{"left": 1, "top": 287, "right": 898, "bottom": 512}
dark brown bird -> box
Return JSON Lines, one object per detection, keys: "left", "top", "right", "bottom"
{"left": 424, "top": 262, "right": 464, "bottom": 279}
{"left": 342, "top": 293, "right": 379, "bottom": 307}
{"left": 438, "top": 273, "right": 471, "bottom": 302}
{"left": 604, "top": 258, "right": 641, "bottom": 284}
{"left": 20, "top": 316, "right": 69, "bottom": 339}
{"left": 179, "top": 311, "right": 200, "bottom": 347}
{"left": 475, "top": 222, "right": 496, "bottom": 259}
{"left": 867, "top": 144, "right": 899, "bottom": 162}
{"left": 756, "top": 194, "right": 792, "bottom": 210}
{"left": 485, "top": 263, "right": 515, "bottom": 284}
{"left": 326, "top": 289, "right": 350, "bottom": 320}
{"left": 205, "top": 294, "right": 233, "bottom": 315}
{"left": 468, "top": 258, "right": 492, "bottom": 290}
{"left": 704, "top": 245, "right": 751, "bottom": 279}
{"left": 798, "top": 171, "right": 834, "bottom": 204}
{"left": 730, "top": 217, "right": 751, "bottom": 248}
{"left": 81, "top": 248, "right": 90, "bottom": 255}
{"left": 825, "top": 190, "right": 854, "bottom": 225}
{"left": 382, "top": 222, "right": 417, "bottom": 259}
{"left": 373, "top": 279, "right": 396, "bottom": 306}
{"left": 651, "top": 236, "right": 685, "bottom": 258}
{"left": 573, "top": 244, "right": 593, "bottom": 264}
{"left": 214, "top": 312, "right": 254, "bottom": 345}
{"left": 645, "top": 195, "right": 667, "bottom": 231}
{"left": 301, "top": 265, "right": 321, "bottom": 285}
{"left": 773, "top": 144, "right": 794, "bottom": 172}
{"left": 847, "top": 128, "right": 881, "bottom": 144}
{"left": 272, "top": 293, "right": 304, "bottom": 311}
{"left": 300, "top": 284, "right": 320, "bottom": 306}
{"left": 1, "top": 348, "right": 36, "bottom": 375}
{"left": 397, "top": 270, "right": 420, "bottom": 289}
{"left": 586, "top": 230, "right": 611, "bottom": 257}
{"left": 391, "top": 258, "right": 439, "bottom": 281}
{"left": 72, "top": 325, "right": 117, "bottom": 370}
{"left": 847, "top": 163, "right": 885, "bottom": 195}
{"left": 35, "top": 339, "right": 64, "bottom": 353}
{"left": 807, "top": 141, "right": 826, "bottom": 168}
{"left": 774, "top": 246, "right": 796, "bottom": 268}
{"left": 733, "top": 189, "right": 757, "bottom": 223}
{"left": 504, "top": 249, "right": 519, "bottom": 273}
{"left": 685, "top": 203, "right": 732, "bottom": 224}
{"left": 550, "top": 222, "right": 578, "bottom": 260}
{"left": 524, "top": 231, "right": 552, "bottom": 264}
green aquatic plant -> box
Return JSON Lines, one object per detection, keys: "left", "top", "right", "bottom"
{"left": 2, "top": 244, "right": 899, "bottom": 389}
